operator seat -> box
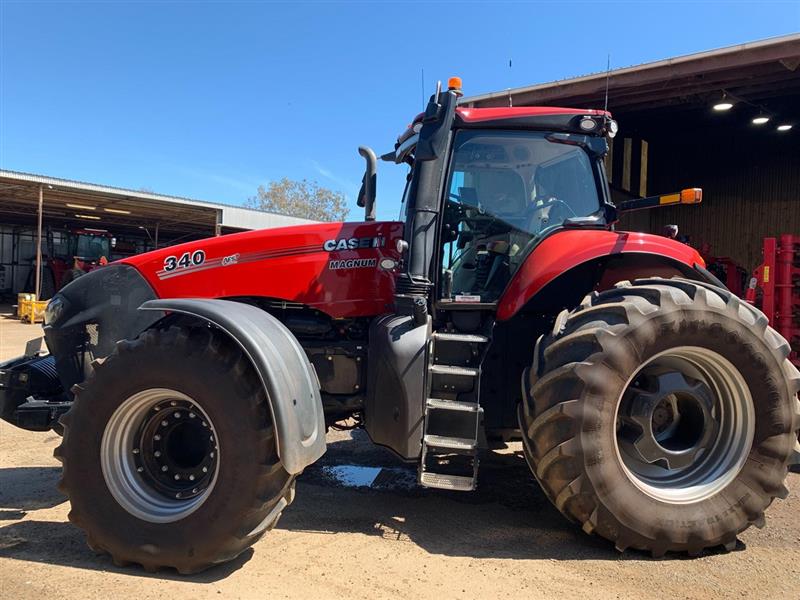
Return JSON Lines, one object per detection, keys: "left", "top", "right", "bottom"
{"left": 450, "top": 177, "right": 530, "bottom": 298}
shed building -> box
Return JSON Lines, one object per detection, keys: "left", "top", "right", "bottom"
{"left": 0, "top": 169, "right": 315, "bottom": 298}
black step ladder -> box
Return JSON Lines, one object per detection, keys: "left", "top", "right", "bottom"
{"left": 419, "top": 331, "right": 490, "bottom": 491}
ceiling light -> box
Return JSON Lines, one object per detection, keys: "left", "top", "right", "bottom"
{"left": 712, "top": 92, "right": 734, "bottom": 111}
{"left": 75, "top": 213, "right": 101, "bottom": 220}
{"left": 777, "top": 124, "right": 792, "bottom": 132}
{"left": 752, "top": 115, "right": 770, "bottom": 125}
{"left": 104, "top": 207, "right": 132, "bottom": 215}
{"left": 66, "top": 203, "right": 96, "bottom": 210}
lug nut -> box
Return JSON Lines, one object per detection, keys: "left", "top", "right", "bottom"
{"left": 202, "top": 467, "right": 208, "bottom": 473}
{"left": 174, "top": 474, "right": 180, "bottom": 480}
{"left": 174, "top": 412, "right": 181, "bottom": 418}
{"left": 209, "top": 452, "right": 215, "bottom": 458}
{"left": 132, "top": 448, "right": 139, "bottom": 454}
{"left": 189, "top": 475, "right": 195, "bottom": 481}
{"left": 137, "top": 467, "right": 143, "bottom": 473}
{"left": 161, "top": 466, "right": 168, "bottom": 472}
{"left": 202, "top": 421, "right": 207, "bottom": 427}
{"left": 154, "top": 434, "right": 161, "bottom": 441}
{"left": 170, "top": 401, "right": 177, "bottom": 406}
{"left": 192, "top": 488, "right": 198, "bottom": 494}
{"left": 189, "top": 412, "right": 196, "bottom": 419}
{"left": 154, "top": 451, "right": 161, "bottom": 457}
{"left": 161, "top": 420, "right": 168, "bottom": 427}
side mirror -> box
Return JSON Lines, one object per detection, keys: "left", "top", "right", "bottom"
{"left": 617, "top": 188, "right": 703, "bottom": 213}
{"left": 357, "top": 146, "right": 377, "bottom": 221}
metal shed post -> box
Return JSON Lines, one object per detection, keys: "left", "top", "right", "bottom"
{"left": 35, "top": 185, "right": 43, "bottom": 299}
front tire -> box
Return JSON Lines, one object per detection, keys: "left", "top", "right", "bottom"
{"left": 520, "top": 278, "right": 800, "bottom": 556}
{"left": 55, "top": 325, "right": 295, "bottom": 573}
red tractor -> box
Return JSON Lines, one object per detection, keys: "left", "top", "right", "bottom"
{"left": 1, "top": 79, "right": 798, "bottom": 573}
{"left": 26, "top": 228, "right": 114, "bottom": 298}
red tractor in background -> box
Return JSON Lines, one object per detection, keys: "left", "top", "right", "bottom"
{"left": 1, "top": 78, "right": 798, "bottom": 574}
{"left": 26, "top": 227, "right": 115, "bottom": 298}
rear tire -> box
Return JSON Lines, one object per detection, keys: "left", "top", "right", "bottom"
{"left": 55, "top": 325, "right": 295, "bottom": 573}
{"left": 520, "top": 277, "right": 800, "bottom": 556}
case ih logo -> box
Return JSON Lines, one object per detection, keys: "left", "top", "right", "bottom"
{"left": 323, "top": 236, "right": 385, "bottom": 252}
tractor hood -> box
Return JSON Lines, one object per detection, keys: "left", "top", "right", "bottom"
{"left": 40, "top": 220, "right": 403, "bottom": 396}
{"left": 119, "top": 220, "right": 404, "bottom": 319}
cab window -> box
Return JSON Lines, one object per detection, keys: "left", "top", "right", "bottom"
{"left": 440, "top": 129, "right": 601, "bottom": 302}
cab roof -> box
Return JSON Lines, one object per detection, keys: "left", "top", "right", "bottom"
{"left": 455, "top": 106, "right": 610, "bottom": 122}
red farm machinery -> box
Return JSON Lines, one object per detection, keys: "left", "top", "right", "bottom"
{"left": 1, "top": 78, "right": 798, "bottom": 574}
{"left": 747, "top": 234, "right": 800, "bottom": 367}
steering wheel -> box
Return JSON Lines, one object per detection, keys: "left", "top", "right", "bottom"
{"left": 537, "top": 196, "right": 576, "bottom": 218}
{"left": 524, "top": 196, "right": 575, "bottom": 234}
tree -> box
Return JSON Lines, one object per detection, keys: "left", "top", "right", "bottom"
{"left": 245, "top": 178, "right": 349, "bottom": 222}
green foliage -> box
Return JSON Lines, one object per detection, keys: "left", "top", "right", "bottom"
{"left": 245, "top": 178, "right": 349, "bottom": 222}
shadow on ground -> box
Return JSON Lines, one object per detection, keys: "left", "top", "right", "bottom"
{"left": 0, "top": 429, "right": 744, "bottom": 580}
{"left": 280, "top": 430, "right": 722, "bottom": 562}
{"left": 0, "top": 466, "right": 65, "bottom": 511}
{"left": 0, "top": 518, "right": 254, "bottom": 582}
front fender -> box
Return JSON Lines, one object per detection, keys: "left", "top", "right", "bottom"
{"left": 497, "top": 230, "right": 705, "bottom": 321}
{"left": 140, "top": 298, "right": 326, "bottom": 474}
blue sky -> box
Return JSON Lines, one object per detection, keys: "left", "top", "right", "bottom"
{"left": 1, "top": 1, "right": 798, "bottom": 221}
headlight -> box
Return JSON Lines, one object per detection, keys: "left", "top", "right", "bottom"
{"left": 44, "top": 295, "right": 66, "bottom": 325}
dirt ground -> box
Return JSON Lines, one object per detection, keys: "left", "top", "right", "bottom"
{"left": 1, "top": 308, "right": 799, "bottom": 599}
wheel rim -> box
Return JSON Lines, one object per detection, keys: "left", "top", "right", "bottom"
{"left": 614, "top": 347, "right": 754, "bottom": 504}
{"left": 101, "top": 388, "right": 219, "bottom": 523}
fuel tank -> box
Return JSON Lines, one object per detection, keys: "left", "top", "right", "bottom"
{"left": 121, "top": 221, "right": 404, "bottom": 318}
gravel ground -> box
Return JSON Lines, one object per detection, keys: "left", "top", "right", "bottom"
{"left": 1, "top": 308, "right": 798, "bottom": 599}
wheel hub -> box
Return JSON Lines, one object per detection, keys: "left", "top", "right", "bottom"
{"left": 134, "top": 399, "right": 217, "bottom": 501}
{"left": 101, "top": 388, "right": 220, "bottom": 523}
{"left": 619, "top": 371, "right": 717, "bottom": 470}
{"left": 614, "top": 347, "right": 754, "bottom": 504}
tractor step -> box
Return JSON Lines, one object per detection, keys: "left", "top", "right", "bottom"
{"left": 426, "top": 397, "right": 480, "bottom": 412}
{"left": 428, "top": 364, "right": 479, "bottom": 376}
{"left": 419, "top": 322, "right": 493, "bottom": 492}
{"left": 419, "top": 472, "right": 476, "bottom": 491}
{"left": 431, "top": 332, "right": 489, "bottom": 344}
{"left": 424, "top": 434, "right": 477, "bottom": 451}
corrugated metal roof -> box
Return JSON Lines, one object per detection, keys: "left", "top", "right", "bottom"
{"left": 462, "top": 33, "right": 800, "bottom": 106}
{"left": 0, "top": 169, "right": 317, "bottom": 230}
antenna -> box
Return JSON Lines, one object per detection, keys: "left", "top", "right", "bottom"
{"left": 421, "top": 67, "right": 425, "bottom": 110}
{"left": 603, "top": 54, "right": 611, "bottom": 115}
{"left": 508, "top": 58, "right": 513, "bottom": 107}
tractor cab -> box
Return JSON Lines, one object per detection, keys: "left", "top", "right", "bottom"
{"left": 70, "top": 229, "right": 113, "bottom": 265}
{"left": 439, "top": 124, "right": 607, "bottom": 302}
{"left": 370, "top": 78, "right": 618, "bottom": 309}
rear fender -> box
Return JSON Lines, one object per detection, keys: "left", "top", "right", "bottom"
{"left": 139, "top": 298, "right": 326, "bottom": 474}
{"left": 497, "top": 230, "right": 706, "bottom": 321}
